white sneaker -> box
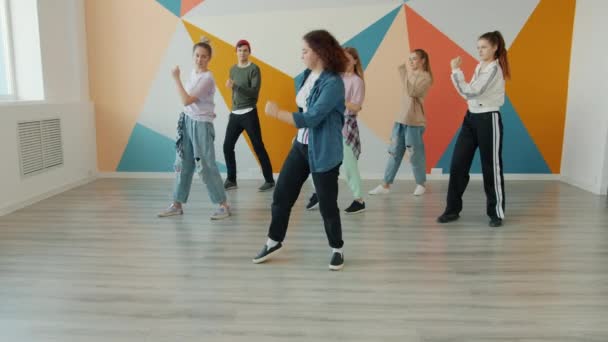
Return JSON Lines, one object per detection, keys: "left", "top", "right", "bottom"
{"left": 157, "top": 204, "right": 183, "bottom": 217}
{"left": 210, "top": 205, "right": 230, "bottom": 220}
{"left": 368, "top": 185, "right": 390, "bottom": 195}
{"left": 413, "top": 185, "right": 426, "bottom": 196}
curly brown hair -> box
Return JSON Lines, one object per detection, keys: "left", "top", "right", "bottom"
{"left": 303, "top": 30, "right": 347, "bottom": 74}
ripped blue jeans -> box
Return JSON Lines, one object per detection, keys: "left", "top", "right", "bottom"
{"left": 384, "top": 123, "right": 427, "bottom": 186}
{"left": 173, "top": 114, "right": 226, "bottom": 205}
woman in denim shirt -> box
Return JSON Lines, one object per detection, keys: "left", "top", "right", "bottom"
{"left": 252, "top": 30, "right": 347, "bottom": 271}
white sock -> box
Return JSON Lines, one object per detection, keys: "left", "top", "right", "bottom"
{"left": 266, "top": 238, "right": 279, "bottom": 249}
{"left": 332, "top": 248, "right": 343, "bottom": 255}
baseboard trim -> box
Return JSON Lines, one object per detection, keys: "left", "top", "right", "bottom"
{"left": 98, "top": 172, "right": 561, "bottom": 181}
{"left": 98, "top": 172, "right": 176, "bottom": 179}
{"left": 560, "top": 175, "right": 604, "bottom": 195}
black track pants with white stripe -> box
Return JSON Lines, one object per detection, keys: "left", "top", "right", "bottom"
{"left": 445, "top": 111, "right": 505, "bottom": 219}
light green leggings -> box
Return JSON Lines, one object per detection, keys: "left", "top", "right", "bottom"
{"left": 310, "top": 138, "right": 363, "bottom": 200}
{"left": 342, "top": 138, "right": 363, "bottom": 199}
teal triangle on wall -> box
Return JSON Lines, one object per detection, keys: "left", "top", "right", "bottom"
{"left": 156, "top": 0, "right": 181, "bottom": 17}
{"left": 342, "top": 6, "right": 401, "bottom": 70}
{"left": 435, "top": 96, "right": 551, "bottom": 174}
{"left": 118, "top": 123, "right": 226, "bottom": 173}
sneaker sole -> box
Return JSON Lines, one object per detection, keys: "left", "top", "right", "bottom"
{"left": 437, "top": 216, "right": 460, "bottom": 224}
{"left": 210, "top": 213, "right": 230, "bottom": 220}
{"left": 258, "top": 187, "right": 274, "bottom": 192}
{"left": 157, "top": 211, "right": 183, "bottom": 218}
{"left": 306, "top": 203, "right": 319, "bottom": 211}
{"left": 329, "top": 263, "right": 344, "bottom": 271}
{"left": 368, "top": 191, "right": 389, "bottom": 196}
{"left": 225, "top": 186, "right": 238, "bottom": 191}
{"left": 344, "top": 208, "right": 365, "bottom": 215}
{"left": 252, "top": 247, "right": 282, "bottom": 264}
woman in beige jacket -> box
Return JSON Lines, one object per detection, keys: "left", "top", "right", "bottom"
{"left": 369, "top": 49, "right": 433, "bottom": 196}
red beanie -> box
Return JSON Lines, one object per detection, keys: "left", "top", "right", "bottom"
{"left": 235, "top": 39, "right": 251, "bottom": 52}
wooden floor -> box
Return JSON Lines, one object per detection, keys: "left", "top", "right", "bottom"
{"left": 1, "top": 179, "right": 607, "bottom": 341}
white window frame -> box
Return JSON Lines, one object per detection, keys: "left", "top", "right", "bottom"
{"left": 0, "top": 0, "right": 17, "bottom": 101}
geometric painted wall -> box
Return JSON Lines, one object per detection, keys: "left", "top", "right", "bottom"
{"left": 86, "top": 0, "right": 575, "bottom": 175}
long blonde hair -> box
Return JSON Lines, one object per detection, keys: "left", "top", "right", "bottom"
{"left": 344, "top": 47, "right": 364, "bottom": 81}
{"left": 413, "top": 48, "right": 433, "bottom": 83}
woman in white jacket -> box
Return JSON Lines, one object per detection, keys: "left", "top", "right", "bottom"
{"left": 437, "top": 31, "right": 510, "bottom": 228}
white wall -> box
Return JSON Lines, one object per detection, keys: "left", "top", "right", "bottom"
{"left": 561, "top": 0, "right": 608, "bottom": 195}
{"left": 0, "top": 0, "right": 96, "bottom": 215}
{"left": 37, "top": 0, "right": 90, "bottom": 102}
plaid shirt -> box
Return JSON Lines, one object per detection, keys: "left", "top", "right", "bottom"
{"left": 342, "top": 114, "right": 361, "bottom": 159}
{"left": 174, "top": 112, "right": 186, "bottom": 172}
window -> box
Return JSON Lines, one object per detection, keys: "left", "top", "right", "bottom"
{"left": 0, "top": 0, "right": 15, "bottom": 100}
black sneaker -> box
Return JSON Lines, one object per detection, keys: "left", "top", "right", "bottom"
{"left": 329, "top": 252, "right": 344, "bottom": 271}
{"left": 306, "top": 193, "right": 319, "bottom": 210}
{"left": 224, "top": 179, "right": 237, "bottom": 190}
{"left": 437, "top": 213, "right": 460, "bottom": 223}
{"left": 344, "top": 200, "right": 365, "bottom": 214}
{"left": 252, "top": 242, "right": 282, "bottom": 264}
{"left": 258, "top": 181, "right": 275, "bottom": 192}
{"left": 489, "top": 217, "right": 503, "bottom": 227}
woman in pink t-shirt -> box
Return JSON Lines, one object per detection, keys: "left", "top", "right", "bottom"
{"left": 305, "top": 47, "right": 366, "bottom": 214}
{"left": 157, "top": 37, "right": 230, "bottom": 220}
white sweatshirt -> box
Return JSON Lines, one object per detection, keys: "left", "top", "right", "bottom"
{"left": 451, "top": 60, "right": 505, "bottom": 113}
